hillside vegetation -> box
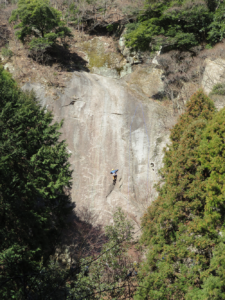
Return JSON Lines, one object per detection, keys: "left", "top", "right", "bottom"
{"left": 0, "top": 67, "right": 140, "bottom": 299}
{"left": 136, "top": 90, "right": 225, "bottom": 299}
{"left": 2, "top": 0, "right": 225, "bottom": 299}
{"left": 125, "top": 0, "right": 225, "bottom": 51}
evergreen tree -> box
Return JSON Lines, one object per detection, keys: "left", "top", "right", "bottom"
{"left": 9, "top": 0, "right": 72, "bottom": 52}
{"left": 199, "top": 107, "right": 225, "bottom": 229}
{"left": 186, "top": 107, "right": 225, "bottom": 299}
{"left": 0, "top": 66, "right": 73, "bottom": 298}
{"left": 135, "top": 90, "right": 216, "bottom": 299}
{"left": 208, "top": 2, "right": 225, "bottom": 44}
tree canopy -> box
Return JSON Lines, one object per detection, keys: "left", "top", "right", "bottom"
{"left": 125, "top": 0, "right": 225, "bottom": 51}
{"left": 9, "top": 0, "right": 72, "bottom": 52}
{"left": 185, "top": 104, "right": 225, "bottom": 299}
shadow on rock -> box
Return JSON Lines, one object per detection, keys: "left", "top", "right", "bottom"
{"left": 106, "top": 180, "right": 117, "bottom": 198}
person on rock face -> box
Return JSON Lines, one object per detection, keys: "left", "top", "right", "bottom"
{"left": 110, "top": 169, "right": 118, "bottom": 185}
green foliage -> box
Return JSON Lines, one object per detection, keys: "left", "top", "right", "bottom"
{"left": 135, "top": 90, "right": 217, "bottom": 300}
{"left": 0, "top": 246, "right": 71, "bottom": 299}
{"left": 1, "top": 46, "right": 13, "bottom": 58}
{"left": 69, "top": 208, "right": 137, "bottom": 299}
{"left": 199, "top": 108, "right": 225, "bottom": 225}
{"left": 194, "top": 235, "right": 225, "bottom": 300}
{"left": 106, "top": 23, "right": 119, "bottom": 33}
{"left": 0, "top": 66, "right": 74, "bottom": 298}
{"left": 205, "top": 43, "right": 213, "bottom": 49}
{"left": 184, "top": 105, "right": 225, "bottom": 299}
{"left": 9, "top": 0, "right": 72, "bottom": 51}
{"left": 125, "top": 0, "right": 225, "bottom": 51}
{"left": 29, "top": 36, "right": 54, "bottom": 52}
{"left": 208, "top": 3, "right": 225, "bottom": 44}
{"left": 169, "top": 89, "right": 215, "bottom": 151}
{"left": 209, "top": 83, "right": 225, "bottom": 96}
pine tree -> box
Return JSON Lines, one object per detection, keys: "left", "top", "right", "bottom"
{"left": 135, "top": 90, "right": 216, "bottom": 299}
{"left": 0, "top": 66, "right": 73, "bottom": 298}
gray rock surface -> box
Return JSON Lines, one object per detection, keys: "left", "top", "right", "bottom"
{"left": 3, "top": 62, "right": 14, "bottom": 73}
{"left": 123, "top": 65, "right": 165, "bottom": 98}
{"left": 202, "top": 58, "right": 225, "bottom": 94}
{"left": 23, "top": 71, "right": 175, "bottom": 225}
{"left": 201, "top": 58, "right": 225, "bottom": 109}
{"left": 92, "top": 66, "right": 120, "bottom": 79}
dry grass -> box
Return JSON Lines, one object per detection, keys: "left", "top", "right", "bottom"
{"left": 0, "top": 0, "right": 145, "bottom": 90}
{"left": 0, "top": 0, "right": 132, "bottom": 89}
{"left": 0, "top": 20, "right": 93, "bottom": 89}
{"left": 156, "top": 41, "right": 225, "bottom": 106}
{"left": 0, "top": 4, "right": 15, "bottom": 47}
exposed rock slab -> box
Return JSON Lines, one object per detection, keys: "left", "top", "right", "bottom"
{"left": 22, "top": 71, "right": 175, "bottom": 225}
{"left": 202, "top": 58, "right": 225, "bottom": 94}
{"left": 123, "top": 65, "right": 165, "bottom": 98}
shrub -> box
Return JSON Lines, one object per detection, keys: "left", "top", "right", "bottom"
{"left": 209, "top": 83, "right": 225, "bottom": 96}
{"left": 1, "top": 46, "right": 13, "bottom": 58}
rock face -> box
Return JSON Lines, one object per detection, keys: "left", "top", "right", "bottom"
{"left": 15, "top": 38, "right": 225, "bottom": 227}
{"left": 201, "top": 58, "right": 225, "bottom": 109}
{"left": 123, "top": 65, "right": 165, "bottom": 99}
{"left": 23, "top": 71, "right": 175, "bottom": 225}
{"left": 78, "top": 36, "right": 133, "bottom": 79}
{"left": 202, "top": 58, "right": 225, "bottom": 95}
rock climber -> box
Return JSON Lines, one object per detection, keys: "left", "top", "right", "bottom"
{"left": 110, "top": 169, "right": 118, "bottom": 184}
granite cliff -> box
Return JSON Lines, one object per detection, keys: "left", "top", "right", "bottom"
{"left": 22, "top": 71, "right": 175, "bottom": 225}
{"left": 3, "top": 27, "right": 225, "bottom": 226}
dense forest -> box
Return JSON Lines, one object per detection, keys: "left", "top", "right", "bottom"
{"left": 1, "top": 0, "right": 225, "bottom": 299}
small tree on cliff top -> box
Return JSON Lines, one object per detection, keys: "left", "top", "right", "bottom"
{"left": 9, "top": 0, "right": 72, "bottom": 54}
{"left": 135, "top": 90, "right": 217, "bottom": 300}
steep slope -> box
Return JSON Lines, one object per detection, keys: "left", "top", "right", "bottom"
{"left": 22, "top": 71, "right": 174, "bottom": 225}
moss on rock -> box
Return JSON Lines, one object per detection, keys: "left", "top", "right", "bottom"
{"left": 80, "top": 38, "right": 123, "bottom": 71}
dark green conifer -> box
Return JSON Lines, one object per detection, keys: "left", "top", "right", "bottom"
{"left": 0, "top": 66, "right": 73, "bottom": 298}
{"left": 135, "top": 90, "right": 216, "bottom": 299}
{"left": 186, "top": 107, "right": 225, "bottom": 299}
